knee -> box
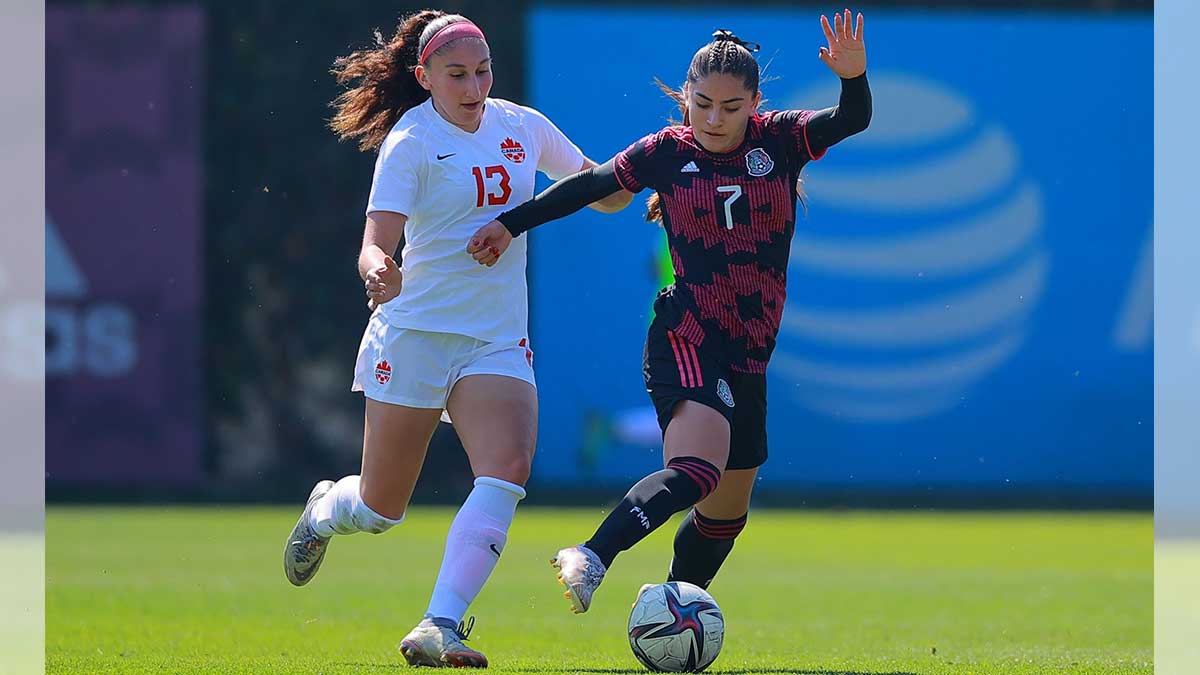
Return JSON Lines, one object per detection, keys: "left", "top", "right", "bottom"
{"left": 666, "top": 456, "right": 722, "bottom": 502}
{"left": 473, "top": 445, "right": 533, "bottom": 486}
{"left": 487, "top": 453, "right": 532, "bottom": 486}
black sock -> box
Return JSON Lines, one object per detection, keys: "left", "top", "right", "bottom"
{"left": 584, "top": 457, "right": 720, "bottom": 568}
{"left": 667, "top": 509, "right": 747, "bottom": 589}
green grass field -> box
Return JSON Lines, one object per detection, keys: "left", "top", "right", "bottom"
{"left": 1, "top": 531, "right": 44, "bottom": 675}
{"left": 46, "top": 507, "right": 1151, "bottom": 674}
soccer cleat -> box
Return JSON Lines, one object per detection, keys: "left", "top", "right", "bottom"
{"left": 550, "top": 545, "right": 607, "bottom": 614}
{"left": 283, "top": 480, "right": 335, "bottom": 587}
{"left": 399, "top": 616, "right": 488, "bottom": 668}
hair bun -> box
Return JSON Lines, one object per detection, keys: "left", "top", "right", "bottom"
{"left": 711, "top": 29, "right": 760, "bottom": 53}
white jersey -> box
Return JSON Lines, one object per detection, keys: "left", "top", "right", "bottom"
{"left": 366, "top": 97, "right": 585, "bottom": 343}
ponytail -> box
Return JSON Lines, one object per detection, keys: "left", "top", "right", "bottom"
{"left": 329, "top": 10, "right": 478, "bottom": 152}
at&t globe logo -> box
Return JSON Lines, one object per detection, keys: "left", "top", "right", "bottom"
{"left": 776, "top": 72, "right": 1048, "bottom": 422}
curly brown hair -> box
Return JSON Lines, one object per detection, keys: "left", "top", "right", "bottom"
{"left": 329, "top": 10, "right": 479, "bottom": 152}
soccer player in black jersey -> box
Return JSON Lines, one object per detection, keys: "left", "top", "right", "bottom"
{"left": 468, "top": 11, "right": 871, "bottom": 614}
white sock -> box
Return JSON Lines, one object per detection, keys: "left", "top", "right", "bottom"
{"left": 309, "top": 475, "right": 404, "bottom": 537}
{"left": 425, "top": 476, "right": 526, "bottom": 623}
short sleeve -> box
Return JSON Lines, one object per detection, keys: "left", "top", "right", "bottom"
{"left": 366, "top": 129, "right": 424, "bottom": 217}
{"left": 766, "top": 110, "right": 828, "bottom": 163}
{"left": 522, "top": 105, "right": 586, "bottom": 181}
{"left": 613, "top": 130, "right": 670, "bottom": 194}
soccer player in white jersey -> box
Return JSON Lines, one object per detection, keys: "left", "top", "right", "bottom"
{"left": 282, "top": 10, "right": 631, "bottom": 668}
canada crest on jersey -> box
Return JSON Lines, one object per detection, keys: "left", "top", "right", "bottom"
{"left": 500, "top": 137, "right": 526, "bottom": 163}
{"left": 374, "top": 360, "right": 392, "bottom": 385}
{"left": 745, "top": 147, "right": 774, "bottom": 177}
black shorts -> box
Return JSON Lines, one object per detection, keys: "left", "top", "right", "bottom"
{"left": 643, "top": 316, "right": 768, "bottom": 471}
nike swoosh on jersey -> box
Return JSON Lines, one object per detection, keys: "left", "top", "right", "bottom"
{"left": 436, "top": 153, "right": 457, "bottom": 160}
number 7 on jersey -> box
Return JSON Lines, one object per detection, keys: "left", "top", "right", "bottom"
{"left": 717, "top": 185, "right": 742, "bottom": 230}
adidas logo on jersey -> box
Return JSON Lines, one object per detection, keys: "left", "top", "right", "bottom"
{"left": 680, "top": 161, "right": 700, "bottom": 173}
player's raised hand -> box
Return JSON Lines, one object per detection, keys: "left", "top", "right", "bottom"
{"left": 818, "top": 9, "right": 866, "bottom": 79}
{"left": 365, "top": 254, "right": 402, "bottom": 311}
{"left": 467, "top": 220, "right": 512, "bottom": 267}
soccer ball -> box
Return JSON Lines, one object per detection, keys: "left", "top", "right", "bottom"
{"left": 627, "top": 582, "right": 724, "bottom": 672}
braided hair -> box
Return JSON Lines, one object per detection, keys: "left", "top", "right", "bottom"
{"left": 647, "top": 30, "right": 763, "bottom": 222}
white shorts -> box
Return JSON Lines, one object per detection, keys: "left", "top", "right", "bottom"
{"left": 351, "top": 314, "right": 536, "bottom": 416}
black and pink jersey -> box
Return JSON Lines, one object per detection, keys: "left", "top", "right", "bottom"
{"left": 497, "top": 75, "right": 871, "bottom": 374}
{"left": 613, "top": 111, "right": 827, "bottom": 374}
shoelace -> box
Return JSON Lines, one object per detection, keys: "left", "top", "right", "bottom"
{"left": 291, "top": 529, "right": 324, "bottom": 564}
{"left": 455, "top": 616, "right": 475, "bottom": 641}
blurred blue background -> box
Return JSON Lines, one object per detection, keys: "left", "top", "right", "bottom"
{"left": 527, "top": 9, "right": 1152, "bottom": 497}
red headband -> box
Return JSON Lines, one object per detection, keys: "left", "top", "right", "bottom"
{"left": 419, "top": 21, "right": 487, "bottom": 65}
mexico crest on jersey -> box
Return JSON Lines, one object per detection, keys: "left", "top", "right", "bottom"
{"left": 500, "top": 137, "right": 526, "bottom": 163}
{"left": 745, "top": 147, "right": 774, "bottom": 176}
{"left": 716, "top": 378, "right": 735, "bottom": 407}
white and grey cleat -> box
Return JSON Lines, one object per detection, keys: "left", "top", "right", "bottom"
{"left": 550, "top": 545, "right": 607, "bottom": 614}
{"left": 283, "top": 480, "right": 335, "bottom": 587}
{"left": 399, "top": 616, "right": 488, "bottom": 668}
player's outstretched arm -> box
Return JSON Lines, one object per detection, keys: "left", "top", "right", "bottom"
{"left": 466, "top": 159, "right": 625, "bottom": 267}
{"left": 580, "top": 158, "right": 635, "bottom": 213}
{"left": 805, "top": 10, "right": 872, "bottom": 155}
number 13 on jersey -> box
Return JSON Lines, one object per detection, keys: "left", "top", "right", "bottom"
{"left": 473, "top": 165, "right": 512, "bottom": 208}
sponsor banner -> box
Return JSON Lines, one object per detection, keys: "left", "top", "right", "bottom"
{"left": 46, "top": 7, "right": 205, "bottom": 484}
